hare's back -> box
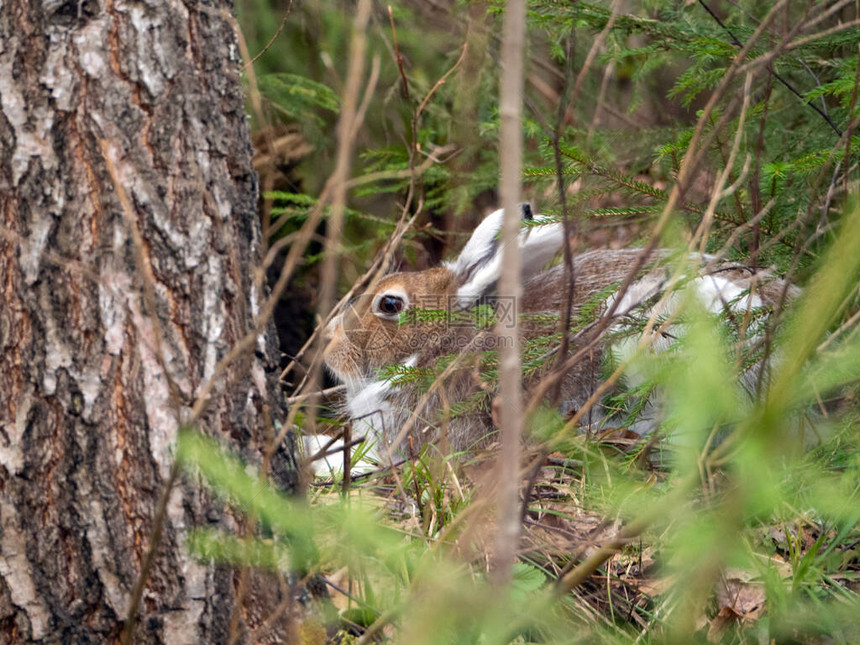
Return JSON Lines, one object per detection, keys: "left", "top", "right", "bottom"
{"left": 521, "top": 248, "right": 794, "bottom": 316}
{"left": 521, "top": 248, "right": 655, "bottom": 315}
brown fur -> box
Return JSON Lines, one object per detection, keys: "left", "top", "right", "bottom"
{"left": 324, "top": 247, "right": 794, "bottom": 458}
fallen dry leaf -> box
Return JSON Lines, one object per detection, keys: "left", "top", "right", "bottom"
{"left": 717, "top": 576, "right": 766, "bottom": 618}
{"left": 707, "top": 606, "right": 744, "bottom": 642}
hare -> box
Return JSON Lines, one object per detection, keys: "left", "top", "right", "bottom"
{"left": 317, "top": 206, "right": 794, "bottom": 469}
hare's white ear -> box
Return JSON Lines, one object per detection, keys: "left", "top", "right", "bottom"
{"left": 446, "top": 207, "right": 506, "bottom": 282}
{"left": 446, "top": 204, "right": 564, "bottom": 307}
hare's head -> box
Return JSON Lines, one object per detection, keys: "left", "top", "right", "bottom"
{"left": 323, "top": 206, "right": 564, "bottom": 389}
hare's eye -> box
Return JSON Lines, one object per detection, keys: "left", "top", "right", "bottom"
{"left": 378, "top": 295, "right": 404, "bottom": 316}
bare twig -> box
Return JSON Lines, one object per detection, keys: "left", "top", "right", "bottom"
{"left": 552, "top": 1, "right": 620, "bottom": 406}
{"left": 103, "top": 141, "right": 190, "bottom": 644}
{"left": 285, "top": 385, "right": 346, "bottom": 405}
{"left": 0, "top": 224, "right": 100, "bottom": 283}
{"left": 120, "top": 4, "right": 377, "bottom": 634}
{"left": 279, "top": 43, "right": 471, "bottom": 456}
{"left": 842, "top": 44, "right": 860, "bottom": 196}
{"left": 492, "top": 0, "right": 527, "bottom": 585}
{"left": 244, "top": 0, "right": 294, "bottom": 69}
{"left": 305, "top": 0, "right": 373, "bottom": 439}
{"left": 563, "top": 0, "right": 620, "bottom": 127}
{"left": 694, "top": 72, "right": 754, "bottom": 256}
{"left": 342, "top": 421, "right": 352, "bottom": 497}
{"left": 388, "top": 5, "right": 410, "bottom": 100}
{"left": 278, "top": 44, "right": 465, "bottom": 387}
{"left": 121, "top": 463, "right": 180, "bottom": 644}
{"left": 784, "top": 17, "right": 860, "bottom": 55}
{"left": 697, "top": 0, "right": 843, "bottom": 137}
{"left": 414, "top": 42, "right": 468, "bottom": 127}
{"left": 230, "top": 11, "right": 281, "bottom": 245}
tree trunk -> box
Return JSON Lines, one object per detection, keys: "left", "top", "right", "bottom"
{"left": 0, "top": 0, "right": 298, "bottom": 642}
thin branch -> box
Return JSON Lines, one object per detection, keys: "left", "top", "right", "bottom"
{"left": 694, "top": 72, "right": 754, "bottom": 256}
{"left": 492, "top": 0, "right": 527, "bottom": 585}
{"left": 388, "top": 5, "right": 410, "bottom": 100}
{"left": 345, "top": 145, "right": 457, "bottom": 190}
{"left": 565, "top": 0, "right": 620, "bottom": 126}
{"left": 121, "top": 6, "right": 379, "bottom": 630}
{"left": 280, "top": 42, "right": 468, "bottom": 390}
{"left": 414, "top": 41, "right": 468, "bottom": 126}
{"left": 842, "top": 43, "right": 860, "bottom": 195}
{"left": 121, "top": 463, "right": 180, "bottom": 644}
{"left": 244, "top": 0, "right": 294, "bottom": 69}
{"left": 286, "top": 385, "right": 346, "bottom": 405}
{"left": 105, "top": 138, "right": 189, "bottom": 643}
{"left": 553, "top": 0, "right": 620, "bottom": 406}
{"left": 0, "top": 224, "right": 101, "bottom": 284}
{"left": 784, "top": 16, "right": 860, "bottom": 54}
{"left": 290, "top": 0, "right": 372, "bottom": 442}
{"left": 697, "top": 0, "right": 842, "bottom": 137}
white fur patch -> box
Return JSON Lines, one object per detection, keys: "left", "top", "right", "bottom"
{"left": 445, "top": 208, "right": 506, "bottom": 279}
{"left": 605, "top": 274, "right": 666, "bottom": 316}
{"left": 454, "top": 257, "right": 500, "bottom": 307}
{"left": 697, "top": 274, "right": 763, "bottom": 314}
{"left": 347, "top": 378, "right": 393, "bottom": 422}
{"left": 604, "top": 266, "right": 770, "bottom": 436}
{"left": 301, "top": 433, "right": 377, "bottom": 478}
{"left": 453, "top": 213, "right": 564, "bottom": 307}
{"left": 312, "top": 355, "right": 420, "bottom": 476}
{"left": 520, "top": 220, "right": 567, "bottom": 276}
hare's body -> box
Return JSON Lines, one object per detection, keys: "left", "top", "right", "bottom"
{"left": 319, "top": 208, "right": 795, "bottom": 467}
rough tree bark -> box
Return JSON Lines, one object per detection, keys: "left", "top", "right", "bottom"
{"left": 0, "top": 0, "right": 298, "bottom": 642}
